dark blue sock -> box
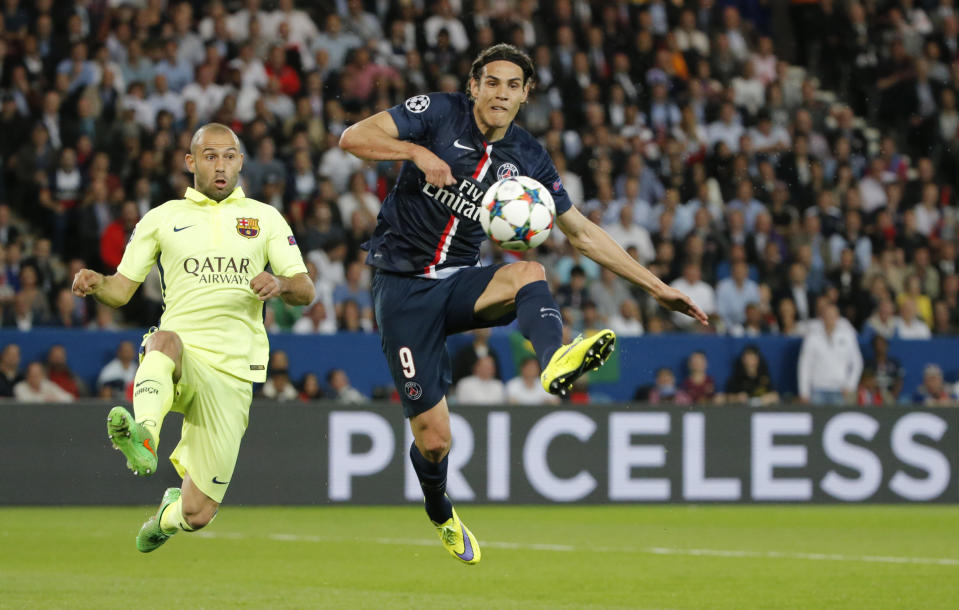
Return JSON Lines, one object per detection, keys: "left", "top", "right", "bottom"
{"left": 409, "top": 443, "right": 453, "bottom": 523}
{"left": 515, "top": 280, "right": 564, "bottom": 370}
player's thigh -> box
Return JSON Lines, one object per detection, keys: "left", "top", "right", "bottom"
{"left": 169, "top": 355, "right": 253, "bottom": 504}
{"left": 444, "top": 263, "right": 518, "bottom": 333}
{"left": 372, "top": 271, "right": 450, "bottom": 418}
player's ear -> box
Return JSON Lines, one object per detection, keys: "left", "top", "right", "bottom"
{"left": 238, "top": 153, "right": 244, "bottom": 172}
{"left": 185, "top": 153, "right": 195, "bottom": 174}
{"left": 468, "top": 76, "right": 478, "bottom": 99}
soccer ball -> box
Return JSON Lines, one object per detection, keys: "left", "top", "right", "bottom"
{"left": 478, "top": 176, "right": 556, "bottom": 251}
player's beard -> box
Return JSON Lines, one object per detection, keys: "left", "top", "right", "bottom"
{"left": 198, "top": 173, "right": 238, "bottom": 202}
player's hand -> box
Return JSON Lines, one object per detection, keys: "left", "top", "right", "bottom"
{"left": 72, "top": 269, "right": 104, "bottom": 297}
{"left": 653, "top": 285, "right": 709, "bottom": 326}
{"left": 412, "top": 147, "right": 456, "bottom": 188}
{"left": 250, "top": 271, "right": 284, "bottom": 301}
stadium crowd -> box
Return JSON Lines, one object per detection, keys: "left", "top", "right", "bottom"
{"left": 0, "top": 0, "right": 959, "bottom": 404}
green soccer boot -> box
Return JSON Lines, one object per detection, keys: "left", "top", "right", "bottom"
{"left": 136, "top": 487, "right": 180, "bottom": 553}
{"left": 107, "top": 405, "right": 158, "bottom": 476}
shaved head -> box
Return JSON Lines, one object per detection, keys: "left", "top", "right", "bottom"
{"left": 186, "top": 123, "right": 244, "bottom": 201}
{"left": 190, "top": 123, "right": 240, "bottom": 156}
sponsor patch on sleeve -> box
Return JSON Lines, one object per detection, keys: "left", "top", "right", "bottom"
{"left": 288, "top": 235, "right": 297, "bottom": 245}
{"left": 552, "top": 178, "right": 563, "bottom": 192}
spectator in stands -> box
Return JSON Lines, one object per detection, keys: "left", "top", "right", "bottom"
{"left": 14, "top": 361, "right": 73, "bottom": 403}
{"left": 326, "top": 368, "right": 366, "bottom": 404}
{"left": 261, "top": 367, "right": 298, "bottom": 401}
{"left": 454, "top": 355, "right": 506, "bottom": 405}
{"left": 588, "top": 268, "right": 630, "bottom": 323}
{"left": 776, "top": 297, "right": 806, "bottom": 337}
{"left": 933, "top": 299, "right": 957, "bottom": 334}
{"left": 798, "top": 304, "right": 863, "bottom": 404}
{"left": 505, "top": 356, "right": 559, "bottom": 405}
{"left": 647, "top": 367, "right": 692, "bottom": 405}
{"left": 556, "top": 265, "right": 589, "bottom": 323}
{"left": 866, "top": 335, "right": 904, "bottom": 404}
{"left": 669, "top": 261, "right": 716, "bottom": 330}
{"left": 603, "top": 203, "right": 655, "bottom": 265}
{"left": 681, "top": 351, "right": 718, "bottom": 404}
{"left": 3, "top": 291, "right": 36, "bottom": 331}
{"left": 725, "top": 344, "right": 779, "bottom": 406}
{"left": 16, "top": 265, "right": 50, "bottom": 323}
{"left": 291, "top": 299, "right": 336, "bottom": 334}
{"left": 911, "top": 363, "right": 955, "bottom": 406}
{"left": 333, "top": 260, "right": 372, "bottom": 323}
{"left": 0, "top": 343, "right": 22, "bottom": 397}
{"left": 451, "top": 329, "right": 501, "bottom": 385}
{"left": 99, "top": 201, "right": 140, "bottom": 273}
{"left": 45, "top": 344, "right": 83, "bottom": 398}
{"left": 608, "top": 298, "right": 644, "bottom": 337}
{"left": 262, "top": 350, "right": 297, "bottom": 401}
{"left": 864, "top": 296, "right": 898, "bottom": 340}
{"left": 897, "top": 274, "right": 934, "bottom": 327}
{"left": 50, "top": 287, "right": 83, "bottom": 328}
{"left": 97, "top": 340, "right": 137, "bottom": 399}
{"left": 298, "top": 372, "right": 323, "bottom": 402}
{"left": 336, "top": 171, "right": 380, "bottom": 230}
{"left": 895, "top": 297, "right": 933, "bottom": 339}
{"left": 857, "top": 368, "right": 884, "bottom": 406}
{"left": 716, "top": 260, "right": 760, "bottom": 333}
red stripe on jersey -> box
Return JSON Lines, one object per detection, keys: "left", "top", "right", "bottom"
{"left": 423, "top": 214, "right": 458, "bottom": 277}
{"left": 472, "top": 145, "right": 492, "bottom": 180}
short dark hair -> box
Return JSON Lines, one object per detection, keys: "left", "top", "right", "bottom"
{"left": 468, "top": 43, "right": 535, "bottom": 88}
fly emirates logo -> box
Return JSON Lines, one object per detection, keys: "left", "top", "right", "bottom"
{"left": 183, "top": 256, "right": 252, "bottom": 285}
{"left": 422, "top": 178, "right": 485, "bottom": 221}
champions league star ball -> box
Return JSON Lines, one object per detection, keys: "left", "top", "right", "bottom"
{"left": 478, "top": 176, "right": 556, "bottom": 251}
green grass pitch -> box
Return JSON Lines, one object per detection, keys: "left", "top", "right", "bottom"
{"left": 2, "top": 505, "right": 958, "bottom": 609}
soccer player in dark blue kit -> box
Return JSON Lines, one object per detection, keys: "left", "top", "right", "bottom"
{"left": 340, "top": 44, "right": 707, "bottom": 564}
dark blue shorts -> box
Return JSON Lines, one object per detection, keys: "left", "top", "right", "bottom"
{"left": 372, "top": 265, "right": 513, "bottom": 417}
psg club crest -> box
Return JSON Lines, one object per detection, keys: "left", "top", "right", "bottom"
{"left": 496, "top": 163, "right": 519, "bottom": 180}
{"left": 405, "top": 95, "right": 430, "bottom": 113}
{"left": 404, "top": 381, "right": 423, "bottom": 400}
{"left": 236, "top": 217, "right": 260, "bottom": 238}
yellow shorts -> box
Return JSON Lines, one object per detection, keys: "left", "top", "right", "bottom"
{"left": 168, "top": 348, "right": 253, "bottom": 504}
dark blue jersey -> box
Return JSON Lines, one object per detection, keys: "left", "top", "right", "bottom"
{"left": 363, "top": 92, "right": 574, "bottom": 278}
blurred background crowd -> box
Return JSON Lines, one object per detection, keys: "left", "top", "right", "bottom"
{"left": 0, "top": 0, "right": 958, "bottom": 404}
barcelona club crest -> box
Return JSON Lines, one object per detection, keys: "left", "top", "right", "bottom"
{"left": 236, "top": 217, "right": 260, "bottom": 238}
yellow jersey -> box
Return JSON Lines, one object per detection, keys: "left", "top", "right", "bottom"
{"left": 118, "top": 186, "right": 307, "bottom": 382}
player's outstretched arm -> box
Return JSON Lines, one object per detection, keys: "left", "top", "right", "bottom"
{"left": 72, "top": 269, "right": 141, "bottom": 308}
{"left": 556, "top": 207, "right": 709, "bottom": 326}
{"left": 250, "top": 271, "right": 314, "bottom": 305}
{"left": 339, "top": 111, "right": 455, "bottom": 187}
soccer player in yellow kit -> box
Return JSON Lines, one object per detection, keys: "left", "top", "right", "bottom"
{"left": 72, "top": 123, "right": 313, "bottom": 552}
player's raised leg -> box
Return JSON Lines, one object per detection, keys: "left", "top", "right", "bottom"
{"left": 409, "top": 400, "right": 481, "bottom": 565}
{"left": 137, "top": 472, "right": 218, "bottom": 552}
{"left": 473, "top": 261, "right": 616, "bottom": 397}
{"left": 108, "top": 329, "right": 182, "bottom": 476}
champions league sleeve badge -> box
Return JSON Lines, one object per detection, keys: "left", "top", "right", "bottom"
{"left": 405, "top": 95, "right": 430, "bottom": 113}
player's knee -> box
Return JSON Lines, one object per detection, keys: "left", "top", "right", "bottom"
{"left": 420, "top": 434, "right": 451, "bottom": 462}
{"left": 511, "top": 261, "right": 546, "bottom": 290}
{"left": 421, "top": 443, "right": 450, "bottom": 463}
{"left": 146, "top": 330, "right": 183, "bottom": 361}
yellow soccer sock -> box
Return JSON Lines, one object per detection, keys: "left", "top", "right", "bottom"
{"left": 133, "top": 351, "right": 176, "bottom": 446}
{"left": 159, "top": 497, "right": 194, "bottom": 534}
